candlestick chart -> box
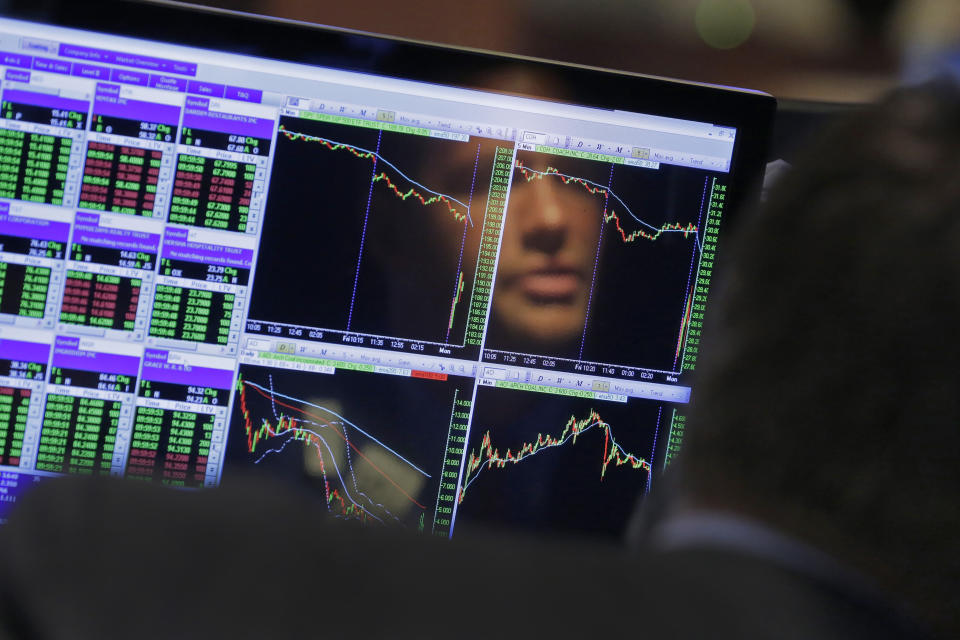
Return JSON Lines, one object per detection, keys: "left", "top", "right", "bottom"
{"left": 248, "top": 115, "right": 501, "bottom": 352}
{"left": 452, "top": 384, "right": 664, "bottom": 537}
{"left": 513, "top": 160, "right": 700, "bottom": 245}
{"left": 459, "top": 408, "right": 651, "bottom": 502}
{"left": 483, "top": 149, "right": 720, "bottom": 373}
{"left": 224, "top": 363, "right": 470, "bottom": 529}
{"left": 278, "top": 126, "right": 473, "bottom": 225}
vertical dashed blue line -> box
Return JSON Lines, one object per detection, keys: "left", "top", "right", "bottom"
{"left": 578, "top": 162, "right": 616, "bottom": 360}
{"left": 346, "top": 128, "right": 383, "bottom": 331}
{"left": 670, "top": 176, "right": 709, "bottom": 371}
{"left": 445, "top": 142, "right": 482, "bottom": 344}
{"left": 693, "top": 176, "right": 710, "bottom": 250}
{"left": 646, "top": 405, "right": 663, "bottom": 494}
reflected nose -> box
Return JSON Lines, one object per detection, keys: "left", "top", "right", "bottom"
{"left": 519, "top": 183, "right": 569, "bottom": 255}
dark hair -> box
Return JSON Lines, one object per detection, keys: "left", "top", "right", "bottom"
{"left": 675, "top": 80, "right": 960, "bottom": 637}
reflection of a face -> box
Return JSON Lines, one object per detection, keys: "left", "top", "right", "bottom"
{"left": 419, "top": 143, "right": 603, "bottom": 353}
{"left": 491, "top": 161, "right": 599, "bottom": 350}
{"left": 369, "top": 68, "right": 592, "bottom": 352}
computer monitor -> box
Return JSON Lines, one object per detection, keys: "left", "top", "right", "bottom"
{"left": 0, "top": 0, "right": 775, "bottom": 537}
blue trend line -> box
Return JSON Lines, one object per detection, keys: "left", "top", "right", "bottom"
{"left": 518, "top": 166, "right": 695, "bottom": 239}
{"left": 309, "top": 430, "right": 387, "bottom": 524}
{"left": 310, "top": 431, "right": 388, "bottom": 523}
{"left": 286, "top": 129, "right": 474, "bottom": 227}
{"left": 244, "top": 380, "right": 432, "bottom": 479}
{"left": 255, "top": 420, "right": 405, "bottom": 524}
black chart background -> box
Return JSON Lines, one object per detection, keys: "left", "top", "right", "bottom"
{"left": 224, "top": 363, "right": 472, "bottom": 528}
{"left": 249, "top": 116, "right": 500, "bottom": 348}
{"left": 453, "top": 384, "right": 665, "bottom": 537}
{"left": 484, "top": 150, "right": 718, "bottom": 372}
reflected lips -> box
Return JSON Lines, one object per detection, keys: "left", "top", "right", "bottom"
{"left": 519, "top": 269, "right": 581, "bottom": 302}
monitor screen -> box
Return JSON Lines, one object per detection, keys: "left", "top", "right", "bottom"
{"left": 0, "top": 0, "right": 774, "bottom": 537}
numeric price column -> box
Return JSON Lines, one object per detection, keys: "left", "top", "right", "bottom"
{"left": 680, "top": 178, "right": 725, "bottom": 373}
{"left": 147, "top": 226, "right": 255, "bottom": 356}
{"left": 58, "top": 211, "right": 162, "bottom": 340}
{"left": 36, "top": 336, "right": 140, "bottom": 476}
{"left": 0, "top": 76, "right": 87, "bottom": 206}
{"left": 465, "top": 146, "right": 512, "bottom": 347}
{"left": 128, "top": 349, "right": 235, "bottom": 487}
{"left": 0, "top": 201, "right": 70, "bottom": 329}
{"left": 80, "top": 82, "right": 181, "bottom": 218}
{"left": 176, "top": 93, "right": 273, "bottom": 236}
{"left": 170, "top": 155, "right": 257, "bottom": 232}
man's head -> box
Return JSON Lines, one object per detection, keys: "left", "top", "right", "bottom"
{"left": 673, "top": 81, "right": 960, "bottom": 636}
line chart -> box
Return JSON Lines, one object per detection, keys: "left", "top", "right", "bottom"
{"left": 225, "top": 364, "right": 471, "bottom": 531}
{"left": 237, "top": 374, "right": 431, "bottom": 524}
{"left": 279, "top": 124, "right": 473, "bottom": 226}
{"left": 451, "top": 385, "right": 664, "bottom": 537}
{"left": 483, "top": 149, "right": 717, "bottom": 372}
{"left": 514, "top": 160, "right": 699, "bottom": 246}
{"left": 458, "top": 408, "right": 651, "bottom": 504}
{"left": 250, "top": 116, "right": 500, "bottom": 351}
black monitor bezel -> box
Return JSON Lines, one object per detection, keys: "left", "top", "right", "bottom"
{"left": 1, "top": 0, "right": 775, "bottom": 233}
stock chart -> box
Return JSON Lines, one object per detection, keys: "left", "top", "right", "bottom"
{"left": 484, "top": 150, "right": 722, "bottom": 374}
{"left": 248, "top": 116, "right": 503, "bottom": 351}
{"left": 225, "top": 363, "right": 472, "bottom": 533}
{"left": 453, "top": 384, "right": 663, "bottom": 536}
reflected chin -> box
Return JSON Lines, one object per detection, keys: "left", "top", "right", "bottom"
{"left": 494, "top": 296, "right": 588, "bottom": 350}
